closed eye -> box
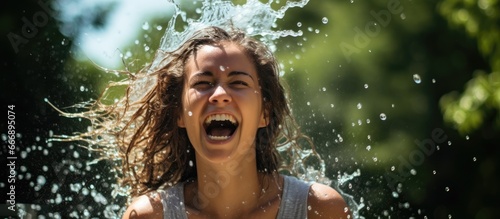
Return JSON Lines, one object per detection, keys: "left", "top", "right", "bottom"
{"left": 230, "top": 80, "right": 249, "bottom": 87}
{"left": 192, "top": 81, "right": 214, "bottom": 90}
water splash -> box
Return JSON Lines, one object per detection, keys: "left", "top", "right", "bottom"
{"left": 150, "top": 0, "right": 309, "bottom": 73}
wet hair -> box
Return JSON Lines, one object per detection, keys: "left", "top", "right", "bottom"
{"left": 55, "top": 26, "right": 315, "bottom": 199}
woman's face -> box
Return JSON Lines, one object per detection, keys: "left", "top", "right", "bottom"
{"left": 178, "top": 41, "right": 268, "bottom": 163}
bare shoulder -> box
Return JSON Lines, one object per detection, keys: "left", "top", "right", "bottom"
{"left": 307, "top": 183, "right": 351, "bottom": 219}
{"left": 122, "top": 192, "right": 164, "bottom": 219}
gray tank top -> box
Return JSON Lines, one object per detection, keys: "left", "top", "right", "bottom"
{"left": 158, "top": 175, "right": 311, "bottom": 219}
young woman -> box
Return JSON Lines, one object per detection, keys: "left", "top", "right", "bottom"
{"left": 117, "top": 26, "right": 350, "bottom": 218}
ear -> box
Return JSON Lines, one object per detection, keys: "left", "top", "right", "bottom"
{"left": 178, "top": 115, "right": 185, "bottom": 128}
{"left": 258, "top": 109, "right": 269, "bottom": 128}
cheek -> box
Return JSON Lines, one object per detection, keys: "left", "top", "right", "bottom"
{"left": 183, "top": 89, "right": 197, "bottom": 108}
{"left": 182, "top": 90, "right": 208, "bottom": 117}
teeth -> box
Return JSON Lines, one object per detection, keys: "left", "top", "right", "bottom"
{"left": 204, "top": 114, "right": 237, "bottom": 125}
{"left": 208, "top": 135, "right": 231, "bottom": 140}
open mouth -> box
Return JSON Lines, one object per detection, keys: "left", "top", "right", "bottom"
{"left": 204, "top": 114, "right": 238, "bottom": 141}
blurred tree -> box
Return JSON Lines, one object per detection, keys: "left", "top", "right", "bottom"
{"left": 439, "top": 0, "right": 500, "bottom": 134}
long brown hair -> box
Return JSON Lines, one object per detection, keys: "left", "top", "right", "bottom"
{"left": 54, "top": 26, "right": 316, "bottom": 199}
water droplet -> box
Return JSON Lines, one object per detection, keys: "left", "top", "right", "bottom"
{"left": 432, "top": 78, "right": 436, "bottom": 83}
{"left": 189, "top": 160, "right": 194, "bottom": 167}
{"left": 322, "top": 87, "right": 326, "bottom": 91}
{"left": 413, "top": 74, "right": 422, "bottom": 84}
{"left": 392, "top": 191, "right": 399, "bottom": 198}
{"left": 350, "top": 0, "right": 354, "bottom": 3}
{"left": 403, "top": 202, "right": 410, "bottom": 208}
{"left": 391, "top": 166, "right": 395, "bottom": 171}
{"left": 379, "top": 113, "right": 387, "bottom": 120}
{"left": 448, "top": 214, "right": 452, "bottom": 219}
{"left": 445, "top": 187, "right": 450, "bottom": 192}
{"left": 368, "top": 49, "right": 372, "bottom": 53}
{"left": 330, "top": 104, "right": 334, "bottom": 108}
{"left": 219, "top": 65, "right": 226, "bottom": 71}
{"left": 80, "top": 86, "right": 85, "bottom": 92}
{"left": 372, "top": 157, "right": 378, "bottom": 162}
{"left": 307, "top": 101, "right": 311, "bottom": 106}
{"left": 156, "top": 25, "right": 163, "bottom": 31}
{"left": 410, "top": 169, "right": 417, "bottom": 175}
{"left": 400, "top": 13, "right": 406, "bottom": 20}
{"left": 448, "top": 141, "right": 452, "bottom": 146}
{"left": 297, "top": 22, "right": 302, "bottom": 27}
{"left": 366, "top": 145, "right": 371, "bottom": 151}
{"left": 383, "top": 210, "right": 389, "bottom": 216}
{"left": 37, "top": 175, "right": 46, "bottom": 186}
{"left": 432, "top": 170, "right": 437, "bottom": 174}
{"left": 322, "top": 17, "right": 328, "bottom": 24}
{"left": 188, "top": 111, "right": 193, "bottom": 116}
{"left": 391, "top": 104, "right": 395, "bottom": 108}
{"left": 142, "top": 22, "right": 150, "bottom": 30}
{"left": 472, "top": 157, "right": 477, "bottom": 162}
{"left": 308, "top": 205, "right": 312, "bottom": 210}
{"left": 364, "top": 84, "right": 368, "bottom": 89}
{"left": 356, "top": 103, "right": 362, "bottom": 109}
{"left": 366, "top": 119, "right": 370, "bottom": 124}
{"left": 465, "top": 135, "right": 469, "bottom": 140}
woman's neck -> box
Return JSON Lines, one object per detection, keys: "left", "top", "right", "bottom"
{"left": 185, "top": 152, "right": 280, "bottom": 218}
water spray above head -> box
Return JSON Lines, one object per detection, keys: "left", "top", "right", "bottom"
{"left": 149, "top": 0, "right": 310, "bottom": 73}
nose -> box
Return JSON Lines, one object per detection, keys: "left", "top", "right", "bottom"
{"left": 209, "top": 85, "right": 232, "bottom": 105}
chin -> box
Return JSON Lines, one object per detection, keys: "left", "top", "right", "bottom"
{"left": 198, "top": 149, "right": 238, "bottom": 164}
{"left": 197, "top": 144, "right": 255, "bottom": 165}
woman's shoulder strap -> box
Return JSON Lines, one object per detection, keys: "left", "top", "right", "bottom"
{"left": 158, "top": 183, "right": 188, "bottom": 219}
{"left": 276, "top": 175, "right": 311, "bottom": 219}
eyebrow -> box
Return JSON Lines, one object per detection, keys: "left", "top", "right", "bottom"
{"left": 192, "top": 71, "right": 254, "bottom": 80}
{"left": 228, "top": 71, "right": 254, "bottom": 80}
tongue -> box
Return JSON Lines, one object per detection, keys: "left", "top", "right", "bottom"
{"left": 209, "top": 127, "right": 232, "bottom": 137}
